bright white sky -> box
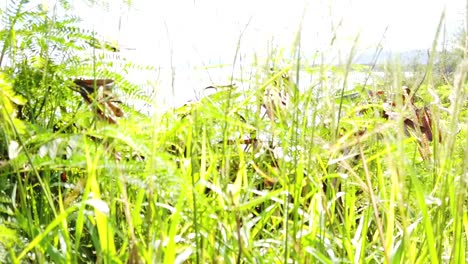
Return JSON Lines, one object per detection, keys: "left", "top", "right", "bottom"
{"left": 1, "top": 0, "right": 465, "bottom": 106}
{"left": 75, "top": 0, "right": 465, "bottom": 62}
{"left": 70, "top": 0, "right": 464, "bottom": 105}
{"left": 68, "top": 0, "right": 466, "bottom": 105}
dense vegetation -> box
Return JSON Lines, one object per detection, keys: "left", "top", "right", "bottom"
{"left": 0, "top": 1, "right": 466, "bottom": 263}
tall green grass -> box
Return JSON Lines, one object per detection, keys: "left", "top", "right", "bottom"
{"left": 0, "top": 12, "right": 467, "bottom": 264}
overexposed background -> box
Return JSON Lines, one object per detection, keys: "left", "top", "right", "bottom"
{"left": 75, "top": 0, "right": 465, "bottom": 57}
{"left": 72, "top": 0, "right": 465, "bottom": 107}
{"left": 2, "top": 0, "right": 466, "bottom": 108}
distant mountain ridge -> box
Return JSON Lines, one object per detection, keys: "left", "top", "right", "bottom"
{"left": 354, "top": 49, "right": 430, "bottom": 65}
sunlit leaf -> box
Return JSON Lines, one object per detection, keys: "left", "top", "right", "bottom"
{"left": 85, "top": 199, "right": 110, "bottom": 215}
{"left": 8, "top": 140, "right": 20, "bottom": 159}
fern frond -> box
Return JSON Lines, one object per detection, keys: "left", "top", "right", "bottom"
{"left": 0, "top": 0, "right": 29, "bottom": 67}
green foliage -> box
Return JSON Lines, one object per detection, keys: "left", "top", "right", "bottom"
{"left": 0, "top": 1, "right": 466, "bottom": 263}
{"left": 0, "top": 1, "right": 155, "bottom": 263}
{"left": 0, "top": 73, "right": 27, "bottom": 159}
